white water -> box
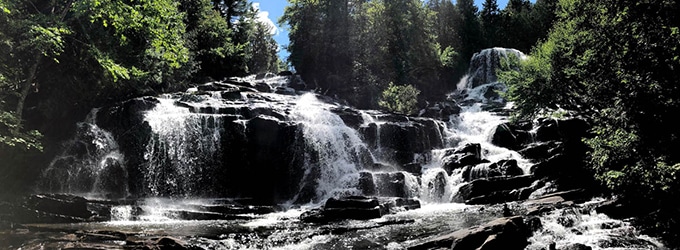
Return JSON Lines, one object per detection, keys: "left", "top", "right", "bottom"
{"left": 292, "top": 93, "right": 372, "bottom": 202}
{"left": 38, "top": 109, "right": 128, "bottom": 198}
{"left": 143, "top": 98, "right": 224, "bottom": 196}
{"left": 526, "top": 199, "right": 666, "bottom": 250}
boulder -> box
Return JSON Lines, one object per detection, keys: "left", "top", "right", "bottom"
{"left": 374, "top": 172, "right": 409, "bottom": 197}
{"left": 519, "top": 141, "right": 563, "bottom": 161}
{"left": 559, "top": 243, "right": 593, "bottom": 250}
{"left": 300, "top": 196, "right": 383, "bottom": 223}
{"left": 453, "top": 175, "right": 537, "bottom": 204}
{"left": 358, "top": 171, "right": 376, "bottom": 196}
{"left": 277, "top": 70, "right": 294, "bottom": 76}
{"left": 491, "top": 123, "right": 531, "bottom": 150}
{"left": 442, "top": 143, "right": 489, "bottom": 174}
{"left": 402, "top": 163, "right": 422, "bottom": 175}
{"left": 408, "top": 216, "right": 530, "bottom": 250}
{"left": 300, "top": 196, "right": 420, "bottom": 223}
{"left": 331, "top": 107, "right": 364, "bottom": 129}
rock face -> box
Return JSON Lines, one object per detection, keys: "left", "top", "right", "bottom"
{"left": 300, "top": 196, "right": 421, "bottom": 223}
{"left": 453, "top": 175, "right": 539, "bottom": 204}
{"left": 359, "top": 116, "right": 446, "bottom": 166}
{"left": 7, "top": 194, "right": 111, "bottom": 224}
{"left": 409, "top": 216, "right": 531, "bottom": 250}
{"left": 38, "top": 75, "right": 452, "bottom": 205}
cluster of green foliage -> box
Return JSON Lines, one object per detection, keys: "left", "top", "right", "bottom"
{"left": 378, "top": 83, "right": 420, "bottom": 115}
{"left": 502, "top": 0, "right": 680, "bottom": 229}
{"left": 0, "top": 0, "right": 282, "bottom": 194}
{"left": 280, "top": 0, "right": 556, "bottom": 111}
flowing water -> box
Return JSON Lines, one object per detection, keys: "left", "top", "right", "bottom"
{"left": 32, "top": 48, "right": 665, "bottom": 249}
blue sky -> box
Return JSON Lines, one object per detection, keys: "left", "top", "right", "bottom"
{"left": 256, "top": 0, "right": 525, "bottom": 62}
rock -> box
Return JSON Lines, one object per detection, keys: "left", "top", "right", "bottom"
{"left": 491, "top": 123, "right": 532, "bottom": 150}
{"left": 519, "top": 141, "right": 563, "bottom": 161}
{"left": 277, "top": 71, "right": 294, "bottom": 76}
{"left": 301, "top": 196, "right": 382, "bottom": 223}
{"left": 401, "top": 163, "right": 422, "bottom": 175}
{"left": 442, "top": 143, "right": 489, "bottom": 174}
{"left": 24, "top": 194, "right": 93, "bottom": 219}
{"left": 254, "top": 81, "right": 272, "bottom": 92}
{"left": 156, "top": 237, "right": 189, "bottom": 250}
{"left": 300, "top": 196, "right": 420, "bottom": 223}
{"left": 358, "top": 171, "right": 376, "bottom": 196}
{"left": 559, "top": 243, "right": 592, "bottom": 250}
{"left": 332, "top": 107, "right": 364, "bottom": 129}
{"left": 453, "top": 175, "right": 536, "bottom": 204}
{"left": 373, "top": 172, "right": 409, "bottom": 197}
{"left": 524, "top": 190, "right": 587, "bottom": 216}
{"left": 408, "top": 216, "right": 530, "bottom": 250}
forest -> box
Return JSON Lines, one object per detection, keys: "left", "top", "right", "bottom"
{"left": 0, "top": 0, "right": 281, "bottom": 190}
{"left": 2, "top": 0, "right": 680, "bottom": 245}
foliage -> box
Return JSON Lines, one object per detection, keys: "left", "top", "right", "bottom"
{"left": 502, "top": 0, "right": 680, "bottom": 208}
{"left": 378, "top": 82, "right": 420, "bottom": 115}
{"left": 0, "top": 0, "right": 281, "bottom": 193}
{"left": 281, "top": 0, "right": 556, "bottom": 109}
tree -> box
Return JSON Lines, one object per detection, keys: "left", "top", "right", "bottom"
{"left": 481, "top": 0, "right": 501, "bottom": 47}
{"left": 502, "top": 0, "right": 680, "bottom": 209}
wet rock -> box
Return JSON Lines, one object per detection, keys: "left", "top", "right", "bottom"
{"left": 453, "top": 175, "right": 536, "bottom": 204}
{"left": 331, "top": 107, "right": 364, "bottom": 129}
{"left": 254, "top": 81, "right": 272, "bottom": 92}
{"left": 201, "top": 204, "right": 276, "bottom": 215}
{"left": 301, "top": 196, "right": 382, "bottom": 223}
{"left": 524, "top": 190, "right": 587, "bottom": 216}
{"left": 401, "top": 163, "right": 422, "bottom": 175}
{"left": 491, "top": 122, "right": 532, "bottom": 150}
{"left": 277, "top": 71, "right": 293, "bottom": 76}
{"left": 156, "top": 236, "right": 190, "bottom": 250}
{"left": 20, "top": 194, "right": 94, "bottom": 222}
{"left": 519, "top": 141, "right": 563, "bottom": 161}
{"left": 534, "top": 117, "right": 590, "bottom": 143}
{"left": 358, "top": 171, "right": 376, "bottom": 196}
{"left": 300, "top": 196, "right": 420, "bottom": 223}
{"left": 442, "top": 143, "right": 489, "bottom": 174}
{"left": 559, "top": 243, "right": 592, "bottom": 250}
{"left": 373, "top": 172, "right": 409, "bottom": 197}
{"left": 419, "top": 101, "right": 461, "bottom": 120}
{"left": 408, "top": 216, "right": 530, "bottom": 250}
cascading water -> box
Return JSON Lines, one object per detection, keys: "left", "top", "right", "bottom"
{"left": 143, "top": 97, "right": 224, "bottom": 196}
{"left": 27, "top": 48, "right": 667, "bottom": 250}
{"left": 38, "top": 109, "right": 128, "bottom": 198}
{"left": 292, "top": 93, "right": 372, "bottom": 202}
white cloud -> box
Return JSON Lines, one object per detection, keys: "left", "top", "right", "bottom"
{"left": 252, "top": 2, "right": 278, "bottom": 35}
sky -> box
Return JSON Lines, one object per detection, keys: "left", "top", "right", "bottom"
{"left": 255, "top": 0, "right": 526, "bottom": 62}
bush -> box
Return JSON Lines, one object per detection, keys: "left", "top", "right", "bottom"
{"left": 378, "top": 82, "right": 420, "bottom": 115}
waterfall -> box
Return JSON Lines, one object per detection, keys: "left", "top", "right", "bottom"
{"left": 143, "top": 98, "right": 224, "bottom": 196}
{"left": 38, "top": 109, "right": 128, "bottom": 199}
{"left": 292, "top": 93, "right": 373, "bottom": 202}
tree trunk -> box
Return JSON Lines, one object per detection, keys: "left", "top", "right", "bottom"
{"left": 15, "top": 54, "right": 42, "bottom": 127}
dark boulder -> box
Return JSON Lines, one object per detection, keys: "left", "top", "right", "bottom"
{"left": 491, "top": 122, "right": 532, "bottom": 150}
{"left": 300, "top": 196, "right": 420, "bottom": 223}
{"left": 453, "top": 175, "right": 537, "bottom": 204}
{"left": 519, "top": 141, "right": 563, "bottom": 161}
{"left": 442, "top": 144, "right": 489, "bottom": 174}
{"left": 331, "top": 107, "right": 364, "bottom": 129}
{"left": 254, "top": 81, "right": 272, "bottom": 92}
{"left": 408, "top": 216, "right": 531, "bottom": 250}
{"left": 402, "top": 163, "right": 422, "bottom": 175}
{"left": 358, "top": 171, "right": 376, "bottom": 196}
{"left": 373, "top": 172, "right": 410, "bottom": 197}
{"left": 300, "top": 196, "right": 382, "bottom": 223}
{"left": 559, "top": 243, "right": 593, "bottom": 250}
